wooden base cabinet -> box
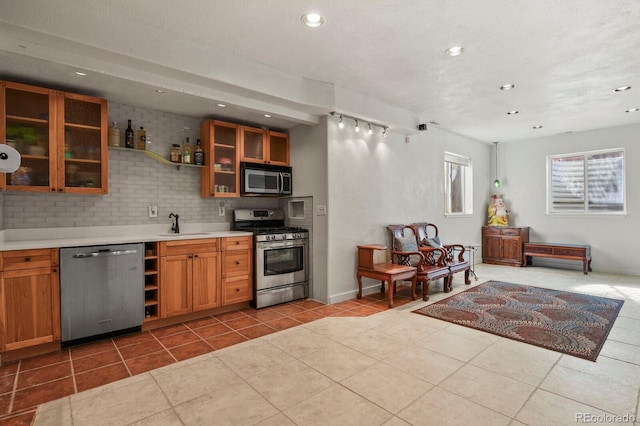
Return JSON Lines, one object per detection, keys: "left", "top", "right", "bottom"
{"left": 159, "top": 239, "right": 220, "bottom": 318}
{"left": 482, "top": 226, "right": 529, "bottom": 267}
{"left": 221, "top": 236, "right": 253, "bottom": 305}
{"left": 0, "top": 249, "right": 60, "bottom": 352}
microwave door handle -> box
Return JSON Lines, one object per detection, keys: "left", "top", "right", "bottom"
{"left": 279, "top": 172, "right": 284, "bottom": 194}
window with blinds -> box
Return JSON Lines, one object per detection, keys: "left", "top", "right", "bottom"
{"left": 444, "top": 152, "right": 473, "bottom": 215}
{"left": 548, "top": 149, "right": 625, "bottom": 214}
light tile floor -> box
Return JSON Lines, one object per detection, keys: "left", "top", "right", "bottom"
{"left": 29, "top": 264, "right": 640, "bottom": 425}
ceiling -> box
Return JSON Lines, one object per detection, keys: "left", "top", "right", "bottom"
{"left": 1, "top": 0, "right": 639, "bottom": 142}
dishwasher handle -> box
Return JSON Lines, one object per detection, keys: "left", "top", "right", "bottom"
{"left": 72, "top": 249, "right": 139, "bottom": 258}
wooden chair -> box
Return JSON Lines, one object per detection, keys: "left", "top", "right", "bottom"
{"left": 388, "top": 225, "right": 451, "bottom": 301}
{"left": 412, "top": 223, "right": 471, "bottom": 291}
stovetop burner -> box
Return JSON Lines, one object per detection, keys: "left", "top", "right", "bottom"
{"left": 232, "top": 209, "right": 309, "bottom": 241}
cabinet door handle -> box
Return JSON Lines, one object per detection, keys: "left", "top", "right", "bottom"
{"left": 236, "top": 288, "right": 240, "bottom": 292}
{"left": 194, "top": 255, "right": 198, "bottom": 258}
{"left": 235, "top": 261, "right": 240, "bottom": 265}
{"left": 235, "top": 241, "right": 240, "bottom": 245}
{"left": 188, "top": 255, "right": 193, "bottom": 259}
{"left": 24, "top": 257, "right": 31, "bottom": 262}
{"left": 52, "top": 267, "right": 58, "bottom": 272}
{"left": 58, "top": 188, "right": 64, "bottom": 192}
{"left": 51, "top": 188, "right": 56, "bottom": 192}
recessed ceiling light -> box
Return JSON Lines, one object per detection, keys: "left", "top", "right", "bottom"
{"left": 500, "top": 83, "right": 515, "bottom": 91}
{"left": 446, "top": 46, "right": 464, "bottom": 56}
{"left": 614, "top": 86, "right": 631, "bottom": 92}
{"left": 154, "top": 89, "right": 165, "bottom": 93}
{"left": 217, "top": 103, "right": 226, "bottom": 108}
{"left": 264, "top": 114, "right": 271, "bottom": 118}
{"left": 532, "top": 125, "right": 543, "bottom": 129}
{"left": 73, "top": 71, "right": 86, "bottom": 76}
{"left": 507, "top": 110, "right": 519, "bottom": 115}
{"left": 626, "top": 108, "right": 639, "bottom": 112}
{"left": 301, "top": 13, "right": 325, "bottom": 28}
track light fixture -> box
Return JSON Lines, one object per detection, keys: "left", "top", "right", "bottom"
{"left": 329, "top": 111, "right": 388, "bottom": 137}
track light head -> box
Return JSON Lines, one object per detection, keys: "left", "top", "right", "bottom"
{"left": 382, "top": 127, "right": 387, "bottom": 137}
{"left": 338, "top": 115, "right": 344, "bottom": 129}
{"left": 367, "top": 123, "right": 373, "bottom": 135}
{"left": 354, "top": 120, "right": 360, "bottom": 132}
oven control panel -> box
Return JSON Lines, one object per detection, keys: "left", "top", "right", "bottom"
{"left": 256, "top": 232, "right": 309, "bottom": 242}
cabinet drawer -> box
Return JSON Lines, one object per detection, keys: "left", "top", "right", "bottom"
{"left": 483, "top": 227, "right": 502, "bottom": 235}
{"left": 1, "top": 249, "right": 57, "bottom": 271}
{"left": 553, "top": 247, "right": 585, "bottom": 257}
{"left": 222, "top": 236, "right": 252, "bottom": 251}
{"left": 501, "top": 229, "right": 521, "bottom": 236}
{"left": 525, "top": 245, "right": 553, "bottom": 255}
{"left": 160, "top": 239, "right": 218, "bottom": 256}
{"left": 223, "top": 251, "right": 251, "bottom": 277}
{"left": 222, "top": 276, "right": 252, "bottom": 305}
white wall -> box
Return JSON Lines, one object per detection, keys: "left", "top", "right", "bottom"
{"left": 496, "top": 123, "right": 640, "bottom": 275}
{"left": 289, "top": 118, "right": 329, "bottom": 302}
{"left": 326, "top": 121, "right": 490, "bottom": 303}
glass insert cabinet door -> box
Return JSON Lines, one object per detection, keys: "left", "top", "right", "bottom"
{"left": 267, "top": 131, "right": 289, "bottom": 165}
{"left": 2, "top": 82, "right": 56, "bottom": 191}
{"left": 240, "top": 126, "right": 266, "bottom": 163}
{"left": 213, "top": 121, "right": 239, "bottom": 195}
{"left": 57, "top": 92, "right": 108, "bottom": 194}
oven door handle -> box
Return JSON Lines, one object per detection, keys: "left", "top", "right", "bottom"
{"left": 257, "top": 241, "right": 306, "bottom": 249}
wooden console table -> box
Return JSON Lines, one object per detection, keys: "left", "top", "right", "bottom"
{"left": 523, "top": 242, "right": 592, "bottom": 274}
{"left": 356, "top": 244, "right": 417, "bottom": 308}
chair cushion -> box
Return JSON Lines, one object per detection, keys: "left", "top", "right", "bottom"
{"left": 394, "top": 236, "right": 421, "bottom": 266}
{"left": 423, "top": 236, "right": 443, "bottom": 248}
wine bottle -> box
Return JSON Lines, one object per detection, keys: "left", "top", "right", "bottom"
{"left": 125, "top": 119, "right": 134, "bottom": 148}
{"left": 194, "top": 138, "right": 204, "bottom": 165}
{"left": 182, "top": 137, "right": 192, "bottom": 164}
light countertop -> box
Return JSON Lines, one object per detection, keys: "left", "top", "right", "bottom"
{"left": 0, "top": 224, "right": 252, "bottom": 251}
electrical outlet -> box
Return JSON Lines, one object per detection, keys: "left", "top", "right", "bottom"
{"left": 218, "top": 203, "right": 225, "bottom": 217}
{"left": 316, "top": 205, "right": 327, "bottom": 216}
{"left": 148, "top": 205, "right": 158, "bottom": 218}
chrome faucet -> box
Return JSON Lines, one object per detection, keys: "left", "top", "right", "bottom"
{"left": 169, "top": 212, "right": 180, "bottom": 234}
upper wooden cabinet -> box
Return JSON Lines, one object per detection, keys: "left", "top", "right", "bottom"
{"left": 240, "top": 126, "right": 289, "bottom": 166}
{"left": 1, "top": 81, "right": 108, "bottom": 194}
{"left": 200, "top": 120, "right": 240, "bottom": 198}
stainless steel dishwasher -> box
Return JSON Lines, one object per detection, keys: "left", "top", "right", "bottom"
{"left": 60, "top": 243, "right": 144, "bottom": 346}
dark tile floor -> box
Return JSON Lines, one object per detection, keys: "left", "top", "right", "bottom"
{"left": 0, "top": 288, "right": 414, "bottom": 425}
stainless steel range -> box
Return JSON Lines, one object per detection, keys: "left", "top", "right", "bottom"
{"left": 233, "top": 209, "right": 309, "bottom": 308}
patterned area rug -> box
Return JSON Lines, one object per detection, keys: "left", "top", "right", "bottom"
{"left": 413, "top": 281, "right": 624, "bottom": 361}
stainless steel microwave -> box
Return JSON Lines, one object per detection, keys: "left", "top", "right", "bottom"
{"left": 241, "top": 162, "right": 292, "bottom": 196}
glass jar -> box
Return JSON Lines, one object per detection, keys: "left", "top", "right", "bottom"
{"left": 170, "top": 144, "right": 182, "bottom": 163}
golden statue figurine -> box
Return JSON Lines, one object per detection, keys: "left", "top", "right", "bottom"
{"left": 488, "top": 194, "right": 509, "bottom": 226}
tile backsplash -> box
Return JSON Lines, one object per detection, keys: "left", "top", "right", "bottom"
{"left": 1, "top": 102, "right": 278, "bottom": 229}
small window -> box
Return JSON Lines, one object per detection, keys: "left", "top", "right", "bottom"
{"left": 444, "top": 152, "right": 473, "bottom": 216}
{"left": 547, "top": 148, "right": 625, "bottom": 214}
